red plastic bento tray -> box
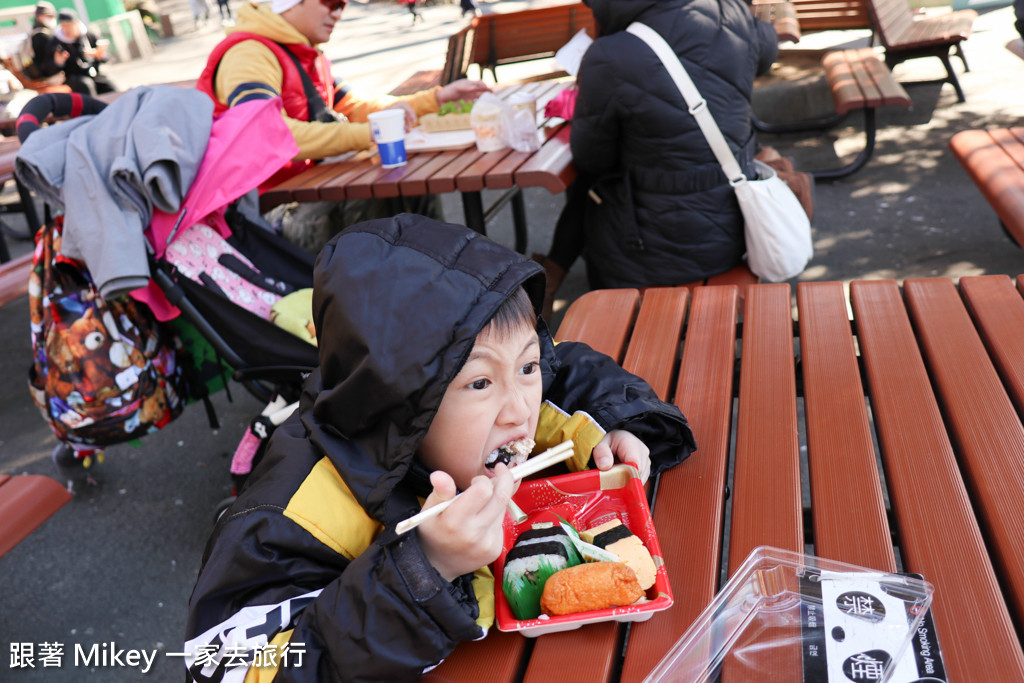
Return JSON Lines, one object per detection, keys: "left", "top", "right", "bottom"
{"left": 494, "top": 464, "right": 673, "bottom": 636}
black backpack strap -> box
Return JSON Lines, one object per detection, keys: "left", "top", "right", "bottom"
{"left": 276, "top": 44, "right": 340, "bottom": 124}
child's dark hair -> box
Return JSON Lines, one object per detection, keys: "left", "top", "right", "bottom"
{"left": 486, "top": 286, "right": 536, "bottom": 339}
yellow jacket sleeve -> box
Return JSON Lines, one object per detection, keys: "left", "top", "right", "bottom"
{"left": 334, "top": 87, "right": 441, "bottom": 123}
{"left": 534, "top": 400, "right": 608, "bottom": 472}
{"left": 214, "top": 40, "right": 420, "bottom": 161}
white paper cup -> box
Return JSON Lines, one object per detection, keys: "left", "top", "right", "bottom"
{"left": 368, "top": 109, "right": 407, "bottom": 168}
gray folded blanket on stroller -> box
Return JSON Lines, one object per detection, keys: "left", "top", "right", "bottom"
{"left": 16, "top": 86, "right": 214, "bottom": 299}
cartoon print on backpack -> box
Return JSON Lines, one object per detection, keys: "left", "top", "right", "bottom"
{"left": 28, "top": 217, "right": 194, "bottom": 457}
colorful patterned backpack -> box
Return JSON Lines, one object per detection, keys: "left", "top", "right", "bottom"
{"left": 27, "top": 216, "right": 194, "bottom": 461}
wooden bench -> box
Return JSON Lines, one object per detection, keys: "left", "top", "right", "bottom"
{"left": 867, "top": 0, "right": 976, "bottom": 102}
{"left": 949, "top": 128, "right": 1024, "bottom": 248}
{"left": 756, "top": 47, "right": 911, "bottom": 180}
{"left": 0, "top": 474, "right": 72, "bottom": 558}
{"left": 388, "top": 24, "right": 475, "bottom": 96}
{"left": 0, "top": 251, "right": 32, "bottom": 305}
{"left": 752, "top": 1, "right": 802, "bottom": 44}
{"left": 785, "top": 0, "right": 871, "bottom": 32}
{"left": 468, "top": 2, "right": 596, "bottom": 81}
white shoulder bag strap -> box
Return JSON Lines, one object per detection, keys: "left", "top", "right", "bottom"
{"left": 625, "top": 22, "right": 747, "bottom": 185}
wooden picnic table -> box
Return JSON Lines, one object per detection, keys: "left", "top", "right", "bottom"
{"left": 259, "top": 78, "right": 577, "bottom": 254}
{"left": 426, "top": 277, "right": 1024, "bottom": 681}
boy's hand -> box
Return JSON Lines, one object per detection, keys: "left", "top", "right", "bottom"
{"left": 417, "top": 465, "right": 513, "bottom": 582}
{"left": 592, "top": 430, "right": 651, "bottom": 484}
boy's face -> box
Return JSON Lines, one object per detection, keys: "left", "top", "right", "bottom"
{"left": 417, "top": 320, "right": 542, "bottom": 491}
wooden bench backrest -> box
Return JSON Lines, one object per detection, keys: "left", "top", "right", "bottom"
{"left": 469, "top": 3, "right": 595, "bottom": 74}
{"left": 866, "top": 0, "right": 913, "bottom": 46}
{"left": 442, "top": 24, "right": 476, "bottom": 85}
{"left": 850, "top": 279, "right": 1024, "bottom": 682}
{"left": 788, "top": 0, "right": 871, "bottom": 32}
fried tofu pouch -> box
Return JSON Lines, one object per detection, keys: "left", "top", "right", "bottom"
{"left": 540, "top": 561, "right": 644, "bottom": 616}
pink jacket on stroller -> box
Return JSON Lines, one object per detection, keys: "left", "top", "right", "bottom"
{"left": 138, "top": 96, "right": 299, "bottom": 320}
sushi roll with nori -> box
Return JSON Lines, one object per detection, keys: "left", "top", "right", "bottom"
{"left": 503, "top": 540, "right": 578, "bottom": 620}
{"left": 511, "top": 523, "right": 582, "bottom": 565}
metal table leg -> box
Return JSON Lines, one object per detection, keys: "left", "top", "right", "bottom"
{"left": 462, "top": 191, "right": 486, "bottom": 235}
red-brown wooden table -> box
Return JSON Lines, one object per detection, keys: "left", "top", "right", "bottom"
{"left": 425, "top": 277, "right": 1024, "bottom": 681}
{"left": 259, "top": 79, "right": 577, "bottom": 254}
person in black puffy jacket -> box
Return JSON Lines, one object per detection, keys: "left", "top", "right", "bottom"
{"left": 536, "top": 0, "right": 777, "bottom": 299}
{"left": 184, "top": 214, "right": 695, "bottom": 682}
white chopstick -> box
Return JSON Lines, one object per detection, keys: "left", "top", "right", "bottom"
{"left": 395, "top": 440, "right": 575, "bottom": 535}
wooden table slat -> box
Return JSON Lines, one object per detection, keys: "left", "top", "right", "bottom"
{"left": 851, "top": 279, "right": 1024, "bottom": 682}
{"left": 620, "top": 285, "right": 740, "bottom": 682}
{"left": 371, "top": 152, "right": 441, "bottom": 198}
{"left": 397, "top": 149, "right": 469, "bottom": 196}
{"left": 455, "top": 148, "right": 517, "bottom": 193}
{"left": 620, "top": 288, "right": 689, "bottom": 401}
{"left": 310, "top": 158, "right": 380, "bottom": 203}
{"left": 903, "top": 278, "right": 1024, "bottom": 620}
{"left": 421, "top": 629, "right": 526, "bottom": 682}
{"left": 426, "top": 148, "right": 485, "bottom": 194}
{"left": 797, "top": 281, "right": 895, "bottom": 571}
{"left": 961, "top": 275, "right": 1024, "bottom": 417}
{"left": 513, "top": 124, "right": 574, "bottom": 194}
{"left": 728, "top": 283, "right": 804, "bottom": 573}
{"left": 552, "top": 288, "right": 639, "bottom": 362}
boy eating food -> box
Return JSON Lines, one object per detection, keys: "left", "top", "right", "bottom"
{"left": 184, "top": 215, "right": 695, "bottom": 682}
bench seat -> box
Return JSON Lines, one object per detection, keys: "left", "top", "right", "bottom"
{"left": 0, "top": 251, "right": 33, "bottom": 307}
{"left": 756, "top": 48, "right": 911, "bottom": 180}
{"left": 867, "top": 0, "right": 976, "bottom": 102}
{"left": 949, "top": 128, "right": 1024, "bottom": 248}
{"left": 0, "top": 474, "right": 72, "bottom": 558}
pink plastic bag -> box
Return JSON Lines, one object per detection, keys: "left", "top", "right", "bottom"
{"left": 544, "top": 87, "right": 579, "bottom": 121}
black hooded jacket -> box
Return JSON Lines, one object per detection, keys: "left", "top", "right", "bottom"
{"left": 184, "top": 215, "right": 695, "bottom": 682}
{"left": 573, "top": 0, "right": 778, "bottom": 288}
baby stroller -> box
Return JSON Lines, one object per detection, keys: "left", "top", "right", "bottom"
{"left": 15, "top": 90, "right": 318, "bottom": 494}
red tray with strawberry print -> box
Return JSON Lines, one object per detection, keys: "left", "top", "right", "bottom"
{"left": 494, "top": 464, "right": 673, "bottom": 636}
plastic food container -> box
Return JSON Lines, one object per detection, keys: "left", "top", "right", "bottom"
{"left": 470, "top": 100, "right": 506, "bottom": 152}
{"left": 645, "top": 547, "right": 936, "bottom": 683}
{"left": 494, "top": 464, "right": 673, "bottom": 637}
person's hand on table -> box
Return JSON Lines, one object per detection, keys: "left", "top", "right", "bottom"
{"left": 591, "top": 430, "right": 651, "bottom": 484}
{"left": 383, "top": 101, "right": 418, "bottom": 131}
{"left": 436, "top": 79, "right": 491, "bottom": 106}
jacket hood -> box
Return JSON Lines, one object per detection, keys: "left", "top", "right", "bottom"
{"left": 305, "top": 214, "right": 549, "bottom": 523}
{"left": 584, "top": 0, "right": 676, "bottom": 34}
{"left": 230, "top": 1, "right": 310, "bottom": 45}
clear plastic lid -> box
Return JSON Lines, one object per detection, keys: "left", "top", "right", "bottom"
{"left": 645, "top": 547, "right": 935, "bottom": 683}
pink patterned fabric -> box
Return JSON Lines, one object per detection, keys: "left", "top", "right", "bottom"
{"left": 165, "top": 223, "right": 282, "bottom": 319}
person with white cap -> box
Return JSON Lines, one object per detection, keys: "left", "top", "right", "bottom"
{"left": 20, "top": 1, "right": 61, "bottom": 80}
{"left": 50, "top": 8, "right": 117, "bottom": 96}
{"left": 196, "top": 0, "right": 490, "bottom": 253}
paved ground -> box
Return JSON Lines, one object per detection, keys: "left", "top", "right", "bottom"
{"left": 0, "top": 1, "right": 1022, "bottom": 679}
